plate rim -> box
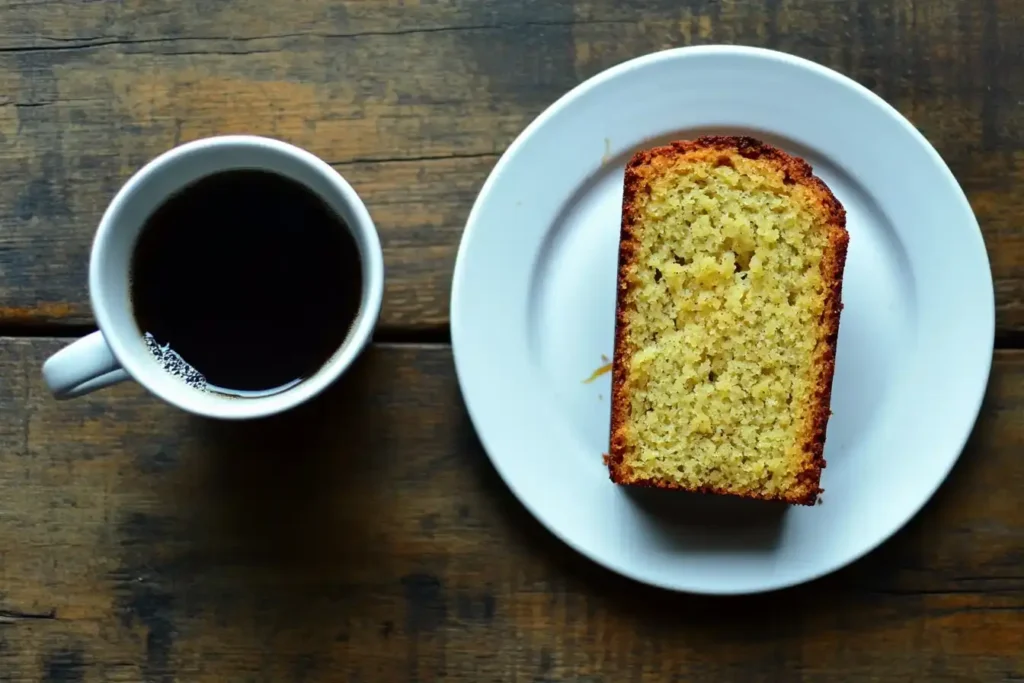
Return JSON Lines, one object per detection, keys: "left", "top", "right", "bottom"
{"left": 451, "top": 44, "right": 995, "bottom": 594}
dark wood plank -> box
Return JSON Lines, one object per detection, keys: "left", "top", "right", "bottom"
{"left": 0, "top": 153, "right": 495, "bottom": 334}
{"left": 0, "top": 339, "right": 1021, "bottom": 682}
{"left": 0, "top": 0, "right": 580, "bottom": 333}
{"left": 0, "top": 0, "right": 1021, "bottom": 335}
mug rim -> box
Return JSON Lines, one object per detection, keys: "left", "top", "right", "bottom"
{"left": 89, "top": 135, "right": 385, "bottom": 419}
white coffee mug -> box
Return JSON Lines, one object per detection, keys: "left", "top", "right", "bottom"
{"left": 42, "top": 135, "right": 385, "bottom": 419}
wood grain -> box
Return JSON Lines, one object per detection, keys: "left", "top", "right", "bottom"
{"left": 0, "top": 339, "right": 1021, "bottom": 682}
{"left": 0, "top": 0, "right": 1021, "bottom": 335}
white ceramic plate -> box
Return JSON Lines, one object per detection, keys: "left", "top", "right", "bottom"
{"left": 451, "top": 45, "right": 994, "bottom": 594}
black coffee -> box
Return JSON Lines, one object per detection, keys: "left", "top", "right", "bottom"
{"left": 130, "top": 169, "right": 363, "bottom": 396}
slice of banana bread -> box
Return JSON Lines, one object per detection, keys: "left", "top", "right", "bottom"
{"left": 607, "top": 136, "right": 848, "bottom": 505}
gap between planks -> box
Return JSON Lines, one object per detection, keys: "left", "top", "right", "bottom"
{"left": 0, "top": 324, "right": 1019, "bottom": 350}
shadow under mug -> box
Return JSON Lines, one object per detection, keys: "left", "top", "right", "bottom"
{"left": 41, "top": 135, "right": 385, "bottom": 420}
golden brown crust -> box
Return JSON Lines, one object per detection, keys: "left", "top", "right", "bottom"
{"left": 607, "top": 136, "right": 848, "bottom": 506}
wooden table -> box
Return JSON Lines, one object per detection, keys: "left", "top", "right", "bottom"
{"left": 0, "top": 1, "right": 1021, "bottom": 681}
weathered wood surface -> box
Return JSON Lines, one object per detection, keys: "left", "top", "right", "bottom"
{"left": 1, "top": 0, "right": 1022, "bottom": 680}
{"left": 0, "top": 0, "right": 1021, "bottom": 335}
{"left": 0, "top": 340, "right": 1021, "bottom": 682}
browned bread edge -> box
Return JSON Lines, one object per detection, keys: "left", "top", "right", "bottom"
{"left": 606, "top": 136, "right": 849, "bottom": 506}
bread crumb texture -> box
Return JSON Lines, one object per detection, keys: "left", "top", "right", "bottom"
{"left": 609, "top": 137, "right": 848, "bottom": 505}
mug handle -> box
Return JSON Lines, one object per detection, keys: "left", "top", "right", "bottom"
{"left": 42, "top": 331, "right": 131, "bottom": 399}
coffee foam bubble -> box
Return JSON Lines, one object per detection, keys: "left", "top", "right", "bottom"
{"left": 143, "top": 332, "right": 208, "bottom": 392}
